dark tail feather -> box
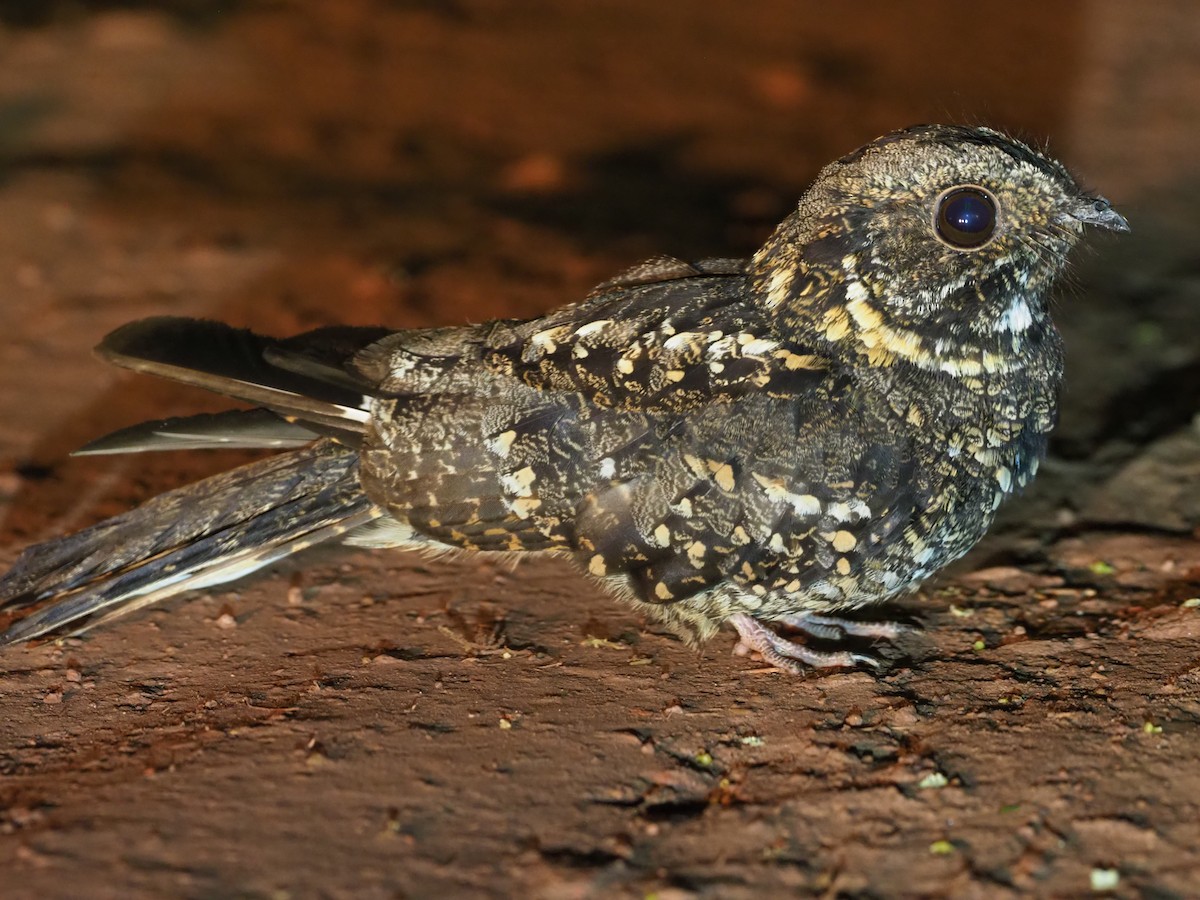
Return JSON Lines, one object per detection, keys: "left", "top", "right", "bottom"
{"left": 96, "top": 318, "right": 390, "bottom": 437}
{"left": 0, "top": 440, "right": 381, "bottom": 645}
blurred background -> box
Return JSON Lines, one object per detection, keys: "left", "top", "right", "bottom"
{"left": 0, "top": 3, "right": 1198, "bottom": 897}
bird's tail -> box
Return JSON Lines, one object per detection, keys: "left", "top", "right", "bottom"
{"left": 0, "top": 440, "right": 381, "bottom": 645}
{"left": 0, "top": 316, "right": 395, "bottom": 646}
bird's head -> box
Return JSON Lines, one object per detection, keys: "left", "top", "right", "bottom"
{"left": 755, "top": 125, "right": 1128, "bottom": 376}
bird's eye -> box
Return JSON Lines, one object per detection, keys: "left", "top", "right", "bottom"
{"left": 934, "top": 186, "right": 997, "bottom": 250}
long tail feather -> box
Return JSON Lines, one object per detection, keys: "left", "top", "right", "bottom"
{"left": 0, "top": 440, "right": 381, "bottom": 644}
{"left": 74, "top": 408, "right": 320, "bottom": 456}
{"left": 97, "top": 318, "right": 385, "bottom": 436}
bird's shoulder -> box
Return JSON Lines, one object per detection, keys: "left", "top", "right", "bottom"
{"left": 474, "top": 255, "right": 833, "bottom": 411}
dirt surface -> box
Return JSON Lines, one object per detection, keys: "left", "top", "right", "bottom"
{"left": 0, "top": 3, "right": 1198, "bottom": 898}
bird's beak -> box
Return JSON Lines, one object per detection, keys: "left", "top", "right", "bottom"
{"left": 1068, "top": 195, "right": 1130, "bottom": 233}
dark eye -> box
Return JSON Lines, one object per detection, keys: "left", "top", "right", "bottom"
{"left": 934, "top": 186, "right": 997, "bottom": 249}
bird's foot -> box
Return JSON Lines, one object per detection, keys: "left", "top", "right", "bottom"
{"left": 730, "top": 611, "right": 911, "bottom": 673}
{"left": 778, "top": 612, "right": 913, "bottom": 641}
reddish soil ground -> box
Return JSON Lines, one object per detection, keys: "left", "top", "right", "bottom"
{"left": 0, "top": 3, "right": 1198, "bottom": 897}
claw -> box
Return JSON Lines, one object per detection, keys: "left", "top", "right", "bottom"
{"left": 730, "top": 613, "right": 878, "bottom": 673}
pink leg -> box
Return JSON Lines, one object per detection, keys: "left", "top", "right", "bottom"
{"left": 779, "top": 612, "right": 912, "bottom": 641}
{"left": 730, "top": 613, "right": 881, "bottom": 673}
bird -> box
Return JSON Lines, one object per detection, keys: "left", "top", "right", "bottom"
{"left": 0, "top": 124, "right": 1128, "bottom": 671}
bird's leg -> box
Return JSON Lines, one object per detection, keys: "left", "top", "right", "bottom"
{"left": 779, "top": 612, "right": 912, "bottom": 641}
{"left": 729, "top": 613, "right": 880, "bottom": 673}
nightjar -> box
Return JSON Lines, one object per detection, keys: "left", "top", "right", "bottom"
{"left": 0, "top": 125, "right": 1128, "bottom": 671}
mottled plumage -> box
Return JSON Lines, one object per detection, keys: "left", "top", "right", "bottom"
{"left": 0, "top": 125, "right": 1128, "bottom": 671}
